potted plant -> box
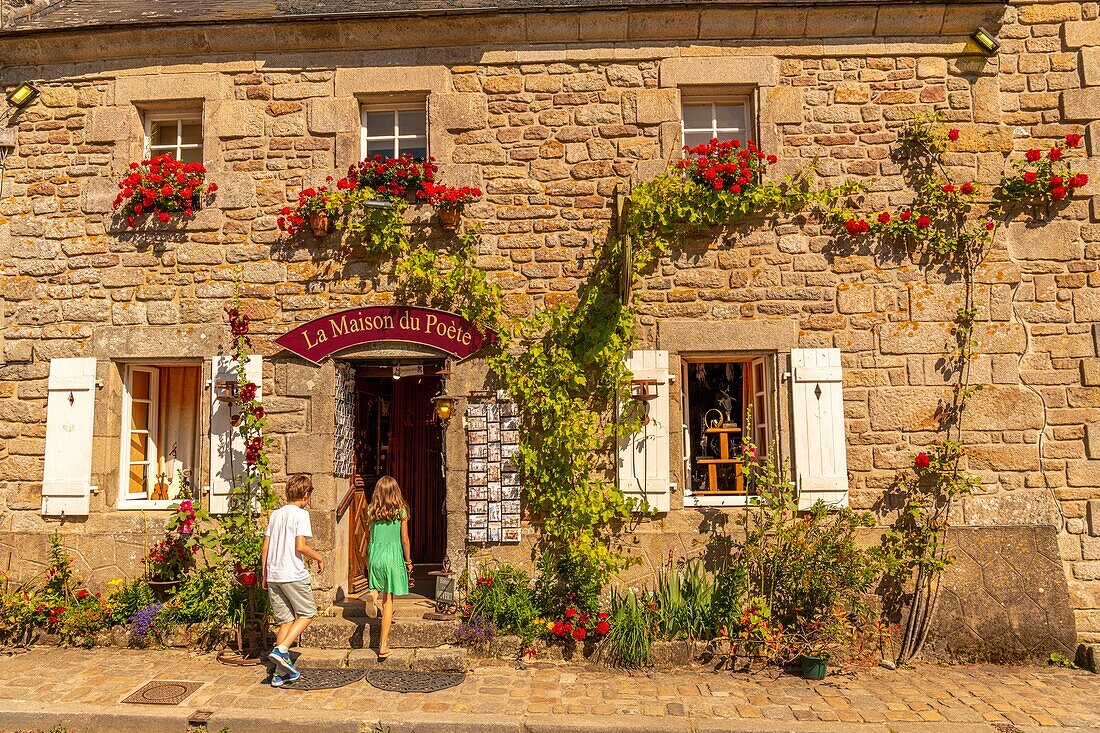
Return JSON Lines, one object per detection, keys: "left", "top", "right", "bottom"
{"left": 144, "top": 533, "right": 195, "bottom": 597}
{"left": 795, "top": 610, "right": 850, "bottom": 680}
{"left": 113, "top": 154, "right": 216, "bottom": 229}
{"left": 277, "top": 185, "right": 343, "bottom": 237}
{"left": 425, "top": 183, "right": 482, "bottom": 231}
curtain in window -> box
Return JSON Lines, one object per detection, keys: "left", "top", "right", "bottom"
{"left": 157, "top": 365, "right": 201, "bottom": 500}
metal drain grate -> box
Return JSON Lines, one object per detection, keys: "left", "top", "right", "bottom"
{"left": 122, "top": 680, "right": 204, "bottom": 706}
{"left": 279, "top": 668, "right": 368, "bottom": 691}
{"left": 366, "top": 669, "right": 466, "bottom": 694}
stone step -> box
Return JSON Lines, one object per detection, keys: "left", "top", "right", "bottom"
{"left": 295, "top": 645, "right": 468, "bottom": 672}
{"left": 298, "top": 614, "right": 457, "bottom": 649}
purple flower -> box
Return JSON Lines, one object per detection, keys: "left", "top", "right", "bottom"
{"left": 129, "top": 602, "right": 165, "bottom": 645}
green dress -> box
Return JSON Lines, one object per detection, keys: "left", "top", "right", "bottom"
{"left": 368, "top": 509, "right": 409, "bottom": 595}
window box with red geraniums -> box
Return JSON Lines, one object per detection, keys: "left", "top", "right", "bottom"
{"left": 677, "top": 138, "right": 777, "bottom": 195}
{"left": 343, "top": 153, "right": 438, "bottom": 202}
{"left": 113, "top": 154, "right": 216, "bottom": 229}
{"left": 277, "top": 182, "right": 344, "bottom": 237}
{"left": 423, "top": 182, "right": 483, "bottom": 231}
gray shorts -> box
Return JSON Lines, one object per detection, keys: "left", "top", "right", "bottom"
{"left": 268, "top": 579, "right": 317, "bottom": 625}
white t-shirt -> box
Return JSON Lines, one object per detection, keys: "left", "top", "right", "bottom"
{"left": 264, "top": 504, "right": 313, "bottom": 583}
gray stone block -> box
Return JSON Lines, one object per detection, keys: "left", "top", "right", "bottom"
{"left": 210, "top": 100, "right": 264, "bottom": 139}
{"left": 80, "top": 177, "right": 118, "bottom": 214}
{"left": 430, "top": 93, "right": 487, "bottom": 132}
{"left": 308, "top": 97, "right": 359, "bottom": 135}
{"left": 85, "top": 107, "right": 133, "bottom": 143}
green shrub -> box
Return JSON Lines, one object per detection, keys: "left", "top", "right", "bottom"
{"left": 533, "top": 550, "right": 603, "bottom": 616}
{"left": 105, "top": 578, "right": 155, "bottom": 626}
{"left": 604, "top": 591, "right": 652, "bottom": 668}
{"left": 466, "top": 564, "right": 541, "bottom": 642}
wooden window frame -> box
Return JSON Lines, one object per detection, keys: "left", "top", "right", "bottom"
{"left": 117, "top": 363, "right": 201, "bottom": 511}
{"left": 680, "top": 95, "right": 753, "bottom": 148}
{"left": 143, "top": 111, "right": 204, "bottom": 162}
{"left": 681, "top": 353, "right": 778, "bottom": 508}
{"left": 359, "top": 103, "right": 429, "bottom": 160}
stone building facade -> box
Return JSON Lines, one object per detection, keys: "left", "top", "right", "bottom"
{"left": 0, "top": 0, "right": 1098, "bottom": 660}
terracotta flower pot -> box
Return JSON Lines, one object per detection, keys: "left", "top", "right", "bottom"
{"left": 438, "top": 208, "right": 462, "bottom": 231}
{"left": 309, "top": 211, "right": 331, "bottom": 237}
{"left": 147, "top": 579, "right": 181, "bottom": 600}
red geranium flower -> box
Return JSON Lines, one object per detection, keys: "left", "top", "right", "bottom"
{"left": 899, "top": 211, "right": 912, "bottom": 222}
{"left": 572, "top": 627, "right": 586, "bottom": 641}
{"left": 942, "top": 184, "right": 955, "bottom": 194}
{"left": 985, "top": 219, "right": 996, "bottom": 231}
{"left": 877, "top": 211, "right": 891, "bottom": 224}
{"left": 916, "top": 215, "right": 931, "bottom": 230}
{"left": 1052, "top": 187, "right": 1067, "bottom": 201}
{"left": 914, "top": 452, "right": 931, "bottom": 470}
{"left": 961, "top": 182, "right": 974, "bottom": 195}
{"left": 1024, "top": 171, "right": 1038, "bottom": 184}
{"left": 564, "top": 607, "right": 577, "bottom": 619}
{"left": 1066, "top": 133, "right": 1082, "bottom": 148}
{"left": 947, "top": 129, "right": 959, "bottom": 142}
{"left": 596, "top": 621, "right": 611, "bottom": 635}
{"left": 77, "top": 589, "right": 89, "bottom": 600}
{"left": 1048, "top": 147, "right": 1063, "bottom": 162}
{"left": 1069, "top": 173, "right": 1089, "bottom": 189}
{"left": 1025, "top": 149, "right": 1042, "bottom": 163}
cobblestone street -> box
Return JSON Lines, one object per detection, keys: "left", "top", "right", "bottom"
{"left": 0, "top": 648, "right": 1097, "bottom": 732}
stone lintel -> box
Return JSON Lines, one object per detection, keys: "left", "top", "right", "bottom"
{"left": 659, "top": 56, "right": 779, "bottom": 89}
{"left": 658, "top": 319, "right": 798, "bottom": 355}
{"left": 334, "top": 66, "right": 451, "bottom": 97}
{"left": 90, "top": 325, "right": 222, "bottom": 359}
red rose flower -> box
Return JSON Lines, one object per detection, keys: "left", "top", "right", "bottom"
{"left": 845, "top": 219, "right": 864, "bottom": 236}
{"left": 899, "top": 211, "right": 912, "bottom": 222}
{"left": 985, "top": 219, "right": 996, "bottom": 231}
{"left": 942, "top": 184, "right": 955, "bottom": 194}
{"left": 948, "top": 129, "right": 960, "bottom": 142}
{"left": 766, "top": 154, "right": 777, "bottom": 164}
{"left": 156, "top": 211, "right": 171, "bottom": 223}
{"left": 1066, "top": 133, "right": 1082, "bottom": 148}
{"left": 77, "top": 589, "right": 89, "bottom": 600}
{"left": 596, "top": 621, "right": 611, "bottom": 635}
{"left": 878, "top": 211, "right": 891, "bottom": 224}
{"left": 1025, "top": 149, "right": 1041, "bottom": 163}
{"left": 916, "top": 215, "right": 931, "bottom": 230}
{"left": 914, "top": 452, "right": 931, "bottom": 469}
{"left": 961, "top": 182, "right": 974, "bottom": 195}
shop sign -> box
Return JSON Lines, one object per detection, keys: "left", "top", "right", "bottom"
{"left": 275, "top": 306, "right": 496, "bottom": 364}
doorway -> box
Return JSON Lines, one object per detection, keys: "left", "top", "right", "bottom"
{"left": 344, "top": 360, "right": 447, "bottom": 594}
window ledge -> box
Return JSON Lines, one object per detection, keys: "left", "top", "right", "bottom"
{"left": 117, "top": 499, "right": 180, "bottom": 511}
{"left": 684, "top": 493, "right": 757, "bottom": 508}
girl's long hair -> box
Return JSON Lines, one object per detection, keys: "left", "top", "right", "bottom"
{"left": 368, "top": 475, "right": 407, "bottom": 523}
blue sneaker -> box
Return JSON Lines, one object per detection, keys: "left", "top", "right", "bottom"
{"left": 280, "top": 669, "right": 301, "bottom": 687}
{"left": 268, "top": 647, "right": 298, "bottom": 675}
{"left": 270, "top": 672, "right": 286, "bottom": 688}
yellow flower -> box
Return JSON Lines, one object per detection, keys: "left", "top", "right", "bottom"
{"left": 546, "top": 621, "right": 555, "bottom": 631}
{"left": 107, "top": 578, "right": 125, "bottom": 586}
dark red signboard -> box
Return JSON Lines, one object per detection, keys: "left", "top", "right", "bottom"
{"left": 275, "top": 306, "right": 496, "bottom": 364}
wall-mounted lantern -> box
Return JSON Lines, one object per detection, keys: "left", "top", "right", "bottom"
{"left": 6, "top": 83, "right": 39, "bottom": 109}
{"left": 971, "top": 27, "right": 1001, "bottom": 55}
{"left": 432, "top": 395, "right": 457, "bottom": 424}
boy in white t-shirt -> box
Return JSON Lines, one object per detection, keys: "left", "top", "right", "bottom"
{"left": 261, "top": 474, "right": 324, "bottom": 687}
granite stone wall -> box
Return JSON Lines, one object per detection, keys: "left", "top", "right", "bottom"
{"left": 0, "top": 2, "right": 1098, "bottom": 651}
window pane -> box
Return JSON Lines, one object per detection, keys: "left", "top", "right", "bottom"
{"left": 131, "top": 370, "right": 150, "bottom": 400}
{"left": 681, "top": 104, "right": 713, "bottom": 131}
{"left": 150, "top": 121, "right": 177, "bottom": 148}
{"left": 366, "top": 111, "right": 395, "bottom": 138}
{"left": 129, "top": 464, "right": 147, "bottom": 496}
{"left": 179, "top": 146, "right": 203, "bottom": 164}
{"left": 398, "top": 110, "right": 426, "bottom": 137}
{"left": 715, "top": 104, "right": 746, "bottom": 131}
{"left": 397, "top": 141, "right": 428, "bottom": 161}
{"left": 366, "top": 139, "right": 395, "bottom": 159}
{"left": 180, "top": 123, "right": 202, "bottom": 146}
{"left": 130, "top": 432, "right": 147, "bottom": 462}
{"left": 131, "top": 402, "right": 149, "bottom": 431}
{"left": 683, "top": 131, "right": 715, "bottom": 149}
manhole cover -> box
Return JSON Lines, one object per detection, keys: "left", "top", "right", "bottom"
{"left": 366, "top": 669, "right": 466, "bottom": 693}
{"left": 121, "top": 680, "right": 204, "bottom": 705}
{"left": 280, "top": 668, "right": 368, "bottom": 691}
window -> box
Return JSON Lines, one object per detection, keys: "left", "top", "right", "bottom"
{"left": 119, "top": 364, "right": 202, "bottom": 508}
{"left": 361, "top": 105, "right": 428, "bottom": 160}
{"left": 682, "top": 355, "right": 775, "bottom": 505}
{"left": 144, "top": 113, "right": 203, "bottom": 163}
{"left": 681, "top": 97, "right": 751, "bottom": 149}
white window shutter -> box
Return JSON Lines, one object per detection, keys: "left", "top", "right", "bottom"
{"left": 619, "top": 350, "right": 672, "bottom": 513}
{"left": 791, "top": 348, "right": 849, "bottom": 510}
{"left": 208, "top": 355, "right": 262, "bottom": 514}
{"left": 42, "top": 358, "right": 98, "bottom": 517}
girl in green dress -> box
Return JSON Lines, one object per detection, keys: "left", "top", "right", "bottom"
{"left": 366, "top": 475, "right": 412, "bottom": 660}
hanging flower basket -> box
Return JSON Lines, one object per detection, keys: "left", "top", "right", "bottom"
{"left": 309, "top": 210, "right": 331, "bottom": 237}
{"left": 438, "top": 208, "right": 462, "bottom": 231}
